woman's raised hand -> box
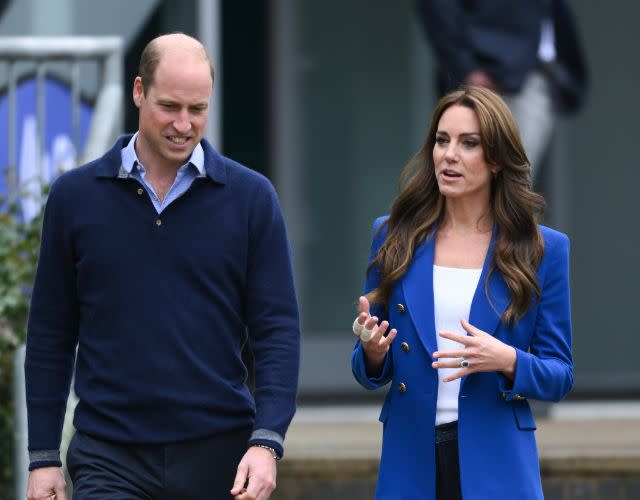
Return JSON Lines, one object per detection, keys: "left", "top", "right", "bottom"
{"left": 353, "top": 296, "right": 397, "bottom": 374}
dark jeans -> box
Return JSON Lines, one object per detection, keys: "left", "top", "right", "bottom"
{"left": 435, "top": 421, "right": 462, "bottom": 500}
{"left": 66, "top": 427, "right": 251, "bottom": 500}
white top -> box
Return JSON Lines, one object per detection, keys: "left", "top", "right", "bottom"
{"left": 433, "top": 264, "right": 482, "bottom": 426}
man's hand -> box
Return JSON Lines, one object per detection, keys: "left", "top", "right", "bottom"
{"left": 465, "top": 70, "right": 497, "bottom": 90}
{"left": 230, "top": 446, "right": 277, "bottom": 500}
{"left": 27, "top": 467, "right": 67, "bottom": 500}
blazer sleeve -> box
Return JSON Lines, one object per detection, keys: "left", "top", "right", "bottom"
{"left": 351, "top": 217, "right": 394, "bottom": 390}
{"left": 499, "top": 231, "right": 573, "bottom": 402}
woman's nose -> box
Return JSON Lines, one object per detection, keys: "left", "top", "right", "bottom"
{"left": 444, "top": 143, "right": 459, "bottom": 162}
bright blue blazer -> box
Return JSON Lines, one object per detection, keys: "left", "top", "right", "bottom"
{"left": 352, "top": 217, "right": 573, "bottom": 499}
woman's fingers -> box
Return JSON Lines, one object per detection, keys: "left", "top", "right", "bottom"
{"left": 370, "top": 323, "right": 396, "bottom": 349}
{"left": 352, "top": 305, "right": 371, "bottom": 339}
{"left": 364, "top": 316, "right": 378, "bottom": 330}
{"left": 382, "top": 328, "right": 397, "bottom": 346}
{"left": 358, "top": 318, "right": 397, "bottom": 352}
{"left": 356, "top": 312, "right": 368, "bottom": 326}
{"left": 358, "top": 317, "right": 378, "bottom": 342}
{"left": 359, "top": 296, "right": 370, "bottom": 316}
{"left": 442, "top": 368, "right": 471, "bottom": 383}
{"left": 460, "top": 318, "right": 486, "bottom": 336}
{"left": 370, "top": 320, "right": 389, "bottom": 342}
{"left": 433, "top": 349, "right": 467, "bottom": 360}
{"left": 432, "top": 358, "right": 468, "bottom": 369}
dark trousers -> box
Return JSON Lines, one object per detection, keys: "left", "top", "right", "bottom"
{"left": 435, "top": 421, "right": 462, "bottom": 500}
{"left": 66, "top": 427, "right": 251, "bottom": 500}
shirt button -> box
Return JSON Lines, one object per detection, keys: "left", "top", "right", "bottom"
{"left": 396, "top": 303, "right": 406, "bottom": 313}
{"left": 400, "top": 342, "right": 410, "bottom": 352}
{"left": 156, "top": 219, "right": 162, "bottom": 226}
{"left": 398, "top": 382, "right": 407, "bottom": 393}
{"left": 137, "top": 188, "right": 144, "bottom": 195}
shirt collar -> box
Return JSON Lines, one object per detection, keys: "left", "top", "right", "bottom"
{"left": 120, "top": 131, "right": 206, "bottom": 176}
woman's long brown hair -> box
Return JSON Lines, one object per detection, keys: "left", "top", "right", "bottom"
{"left": 367, "top": 86, "right": 545, "bottom": 324}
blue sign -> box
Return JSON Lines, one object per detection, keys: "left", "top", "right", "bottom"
{"left": 0, "top": 75, "right": 94, "bottom": 219}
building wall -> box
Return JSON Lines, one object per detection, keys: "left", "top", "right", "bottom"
{"left": 566, "top": 2, "right": 640, "bottom": 395}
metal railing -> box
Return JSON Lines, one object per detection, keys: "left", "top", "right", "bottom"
{"left": 0, "top": 36, "right": 124, "bottom": 499}
{"left": 0, "top": 36, "right": 124, "bottom": 190}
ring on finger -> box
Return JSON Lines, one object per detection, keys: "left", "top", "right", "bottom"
{"left": 460, "top": 357, "right": 470, "bottom": 368}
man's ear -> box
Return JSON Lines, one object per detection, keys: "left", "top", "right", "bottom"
{"left": 132, "top": 76, "right": 144, "bottom": 108}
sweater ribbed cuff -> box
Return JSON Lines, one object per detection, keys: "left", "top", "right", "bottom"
{"left": 248, "top": 429, "right": 284, "bottom": 459}
{"left": 28, "top": 450, "right": 61, "bottom": 470}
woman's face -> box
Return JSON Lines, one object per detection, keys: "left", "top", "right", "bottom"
{"left": 432, "top": 104, "right": 496, "bottom": 201}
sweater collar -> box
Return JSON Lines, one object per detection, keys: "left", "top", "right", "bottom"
{"left": 95, "top": 134, "right": 227, "bottom": 185}
{"left": 120, "top": 132, "right": 206, "bottom": 177}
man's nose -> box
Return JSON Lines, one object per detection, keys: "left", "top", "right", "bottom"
{"left": 173, "top": 112, "right": 191, "bottom": 134}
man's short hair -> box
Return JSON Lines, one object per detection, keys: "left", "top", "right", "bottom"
{"left": 138, "top": 33, "right": 214, "bottom": 95}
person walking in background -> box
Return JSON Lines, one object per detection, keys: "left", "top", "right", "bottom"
{"left": 416, "top": 0, "right": 588, "bottom": 179}
{"left": 351, "top": 86, "right": 572, "bottom": 499}
{"left": 25, "top": 33, "right": 300, "bottom": 500}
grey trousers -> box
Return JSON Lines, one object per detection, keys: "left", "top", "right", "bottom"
{"left": 503, "top": 70, "right": 555, "bottom": 182}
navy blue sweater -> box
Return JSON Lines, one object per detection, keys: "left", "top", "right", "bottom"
{"left": 25, "top": 136, "right": 300, "bottom": 465}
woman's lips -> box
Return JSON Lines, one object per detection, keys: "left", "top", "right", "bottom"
{"left": 441, "top": 169, "right": 462, "bottom": 179}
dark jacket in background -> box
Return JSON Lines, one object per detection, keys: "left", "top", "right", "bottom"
{"left": 416, "top": 0, "right": 589, "bottom": 114}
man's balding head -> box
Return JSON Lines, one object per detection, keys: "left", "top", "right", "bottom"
{"left": 138, "top": 33, "right": 214, "bottom": 96}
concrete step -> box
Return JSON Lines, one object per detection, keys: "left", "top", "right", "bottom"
{"left": 273, "top": 404, "right": 640, "bottom": 499}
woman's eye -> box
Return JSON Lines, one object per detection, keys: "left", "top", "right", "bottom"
{"left": 435, "top": 137, "right": 447, "bottom": 145}
{"left": 463, "top": 140, "right": 478, "bottom": 148}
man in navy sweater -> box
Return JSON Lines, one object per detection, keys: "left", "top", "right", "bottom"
{"left": 25, "top": 33, "right": 300, "bottom": 500}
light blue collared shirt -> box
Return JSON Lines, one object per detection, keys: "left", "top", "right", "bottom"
{"left": 120, "top": 132, "right": 206, "bottom": 213}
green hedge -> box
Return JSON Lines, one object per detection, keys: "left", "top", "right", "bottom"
{"left": 0, "top": 188, "right": 45, "bottom": 498}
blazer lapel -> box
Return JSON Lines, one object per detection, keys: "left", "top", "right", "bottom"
{"left": 402, "top": 234, "right": 438, "bottom": 356}
{"left": 468, "top": 228, "right": 509, "bottom": 336}
{"left": 401, "top": 227, "right": 510, "bottom": 357}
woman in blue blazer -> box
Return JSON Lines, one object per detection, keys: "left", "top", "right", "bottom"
{"left": 351, "top": 86, "right": 572, "bottom": 499}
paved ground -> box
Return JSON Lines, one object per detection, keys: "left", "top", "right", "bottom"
{"left": 285, "top": 402, "right": 640, "bottom": 461}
